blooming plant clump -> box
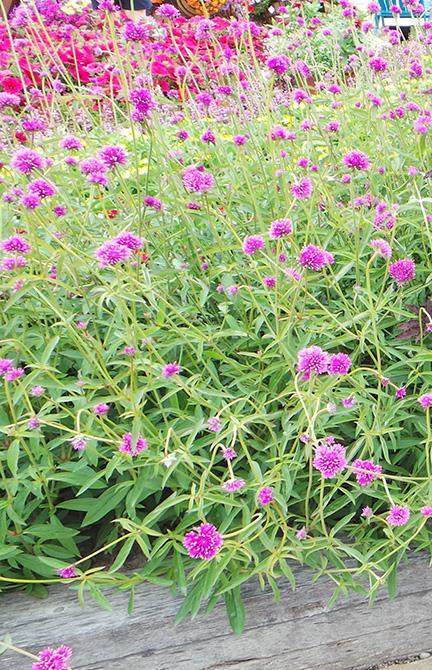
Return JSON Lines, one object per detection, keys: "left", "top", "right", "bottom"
{"left": 0, "top": 0, "right": 431, "bottom": 643}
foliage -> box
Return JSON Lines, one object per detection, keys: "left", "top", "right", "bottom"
{"left": 0, "top": 0, "right": 431, "bottom": 635}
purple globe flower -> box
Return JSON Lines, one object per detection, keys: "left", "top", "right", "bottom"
{"left": 183, "top": 522, "right": 223, "bottom": 560}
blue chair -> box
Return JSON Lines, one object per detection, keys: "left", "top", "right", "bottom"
{"left": 374, "top": 0, "right": 430, "bottom": 29}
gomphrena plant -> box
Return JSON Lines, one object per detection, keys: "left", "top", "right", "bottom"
{"left": 0, "top": 0, "right": 431, "bottom": 635}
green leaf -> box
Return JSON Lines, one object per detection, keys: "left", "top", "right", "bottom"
{"left": 224, "top": 586, "right": 245, "bottom": 634}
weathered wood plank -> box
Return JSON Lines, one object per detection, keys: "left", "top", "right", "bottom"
{"left": 0, "top": 555, "right": 431, "bottom": 670}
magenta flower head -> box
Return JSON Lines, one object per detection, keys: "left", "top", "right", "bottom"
{"left": 113, "top": 231, "right": 143, "bottom": 250}
{"left": 222, "top": 478, "right": 246, "bottom": 492}
{"left": 162, "top": 362, "right": 181, "bottom": 378}
{"left": 129, "top": 87, "right": 156, "bottom": 117}
{"left": 243, "top": 235, "right": 265, "bottom": 256}
{"left": 156, "top": 3, "right": 181, "bottom": 17}
{"left": 58, "top": 566, "right": 77, "bottom": 579}
{"left": 31, "top": 385, "right": 45, "bottom": 396}
{"left": 362, "top": 506, "right": 373, "bottom": 518}
{"left": 119, "top": 432, "right": 148, "bottom": 456}
{"left": 388, "top": 258, "right": 415, "bottom": 285}
{"left": 352, "top": 458, "right": 382, "bottom": 486}
{"left": 257, "top": 486, "right": 274, "bottom": 506}
{"left": 420, "top": 506, "right": 432, "bottom": 517}
{"left": 93, "top": 403, "right": 110, "bottom": 415}
{"left": 207, "top": 416, "right": 222, "bottom": 432}
{"left": 11, "top": 147, "right": 44, "bottom": 174}
{"left": 32, "top": 646, "right": 72, "bottom": 670}
{"left": 298, "top": 244, "right": 333, "bottom": 271}
{"left": 1, "top": 234, "right": 32, "bottom": 254}
{"left": 291, "top": 177, "right": 313, "bottom": 200}
{"left": 269, "top": 218, "right": 292, "bottom": 238}
{"left": 313, "top": 442, "right": 347, "bottom": 478}
{"left": 395, "top": 386, "right": 407, "bottom": 399}
{"left": 182, "top": 167, "right": 214, "bottom": 194}
{"left": 369, "top": 57, "right": 388, "bottom": 72}
{"left": 0, "top": 358, "right": 14, "bottom": 375}
{"left": 328, "top": 353, "right": 352, "bottom": 376}
{"left": 386, "top": 505, "right": 410, "bottom": 527}
{"left": 95, "top": 240, "right": 132, "bottom": 267}
{"left": 418, "top": 393, "right": 432, "bottom": 409}
{"left": 70, "top": 435, "right": 87, "bottom": 451}
{"left": 4, "top": 367, "right": 25, "bottom": 382}
{"left": 98, "top": 145, "right": 128, "bottom": 169}
{"left": 266, "top": 54, "right": 291, "bottom": 75}
{"left": 60, "top": 135, "right": 82, "bottom": 151}
{"left": 297, "top": 345, "right": 329, "bottom": 381}
{"left": 370, "top": 238, "right": 392, "bottom": 259}
{"left": 183, "top": 522, "right": 223, "bottom": 560}
{"left": 144, "top": 196, "right": 162, "bottom": 210}
{"left": 296, "top": 527, "right": 307, "bottom": 540}
{"left": 343, "top": 150, "right": 370, "bottom": 171}
{"left": 222, "top": 446, "right": 236, "bottom": 461}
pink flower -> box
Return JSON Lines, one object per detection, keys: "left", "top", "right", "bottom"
{"left": 1, "top": 235, "right": 32, "bottom": 254}
{"left": 222, "top": 478, "right": 245, "bottom": 492}
{"left": 386, "top": 505, "right": 410, "bottom": 526}
{"left": 284, "top": 267, "right": 302, "bottom": 282}
{"left": 313, "top": 442, "right": 347, "bottom": 478}
{"left": 268, "top": 218, "right": 292, "bottom": 238}
{"left": 119, "top": 432, "right": 148, "bottom": 456}
{"left": 1, "top": 256, "right": 28, "bottom": 271}
{"left": 4, "top": 367, "right": 24, "bottom": 382}
{"left": 60, "top": 136, "right": 82, "bottom": 151}
{"left": 266, "top": 54, "right": 291, "bottom": 75}
{"left": 395, "top": 386, "right": 407, "bottom": 399}
{"left": 70, "top": 435, "right": 87, "bottom": 451}
{"left": 420, "top": 506, "right": 432, "bottom": 517}
{"left": 257, "top": 486, "right": 274, "bottom": 506}
{"left": 328, "top": 353, "right": 352, "bottom": 376}
{"left": 388, "top": 259, "right": 415, "bottom": 284}
{"left": 341, "top": 395, "right": 356, "bottom": 409}
{"left": 183, "top": 522, "right": 223, "bottom": 560}
{"left": 343, "top": 150, "right": 370, "bottom": 170}
{"left": 58, "top": 566, "right": 77, "bottom": 578}
{"left": 162, "top": 362, "right": 181, "bottom": 378}
{"left": 291, "top": 177, "right": 313, "bottom": 200}
{"left": 369, "top": 57, "right": 388, "bottom": 72}
{"left": 297, "top": 346, "right": 329, "bottom": 381}
{"left": 93, "top": 403, "right": 110, "bottom": 415}
{"left": 32, "top": 646, "right": 72, "bottom": 670}
{"left": 0, "top": 358, "right": 14, "bottom": 375}
{"left": 182, "top": 167, "right": 214, "bottom": 194}
{"left": 362, "top": 506, "right": 373, "bottom": 518}
{"left": 95, "top": 240, "right": 132, "bottom": 267}
{"left": 263, "top": 276, "right": 276, "bottom": 289}
{"left": 113, "top": 231, "right": 143, "bottom": 250}
{"left": 144, "top": 196, "right": 162, "bottom": 210}
{"left": 27, "top": 417, "right": 40, "bottom": 430}
{"left": 370, "top": 238, "right": 392, "bottom": 259}
{"left": 296, "top": 527, "right": 307, "bottom": 540}
{"left": 298, "top": 244, "right": 333, "bottom": 271}
{"left": 222, "top": 447, "right": 237, "bottom": 460}
{"left": 11, "top": 148, "right": 44, "bottom": 174}
{"left": 123, "top": 346, "right": 137, "bottom": 356}
{"left": 31, "top": 385, "right": 45, "bottom": 396}
{"left": 208, "top": 417, "right": 222, "bottom": 432}
{"left": 98, "top": 146, "right": 127, "bottom": 169}
{"left": 418, "top": 393, "right": 432, "bottom": 408}
{"left": 243, "top": 235, "right": 265, "bottom": 256}
{"left": 352, "top": 458, "right": 382, "bottom": 486}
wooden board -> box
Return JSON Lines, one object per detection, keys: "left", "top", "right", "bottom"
{"left": 1, "top": 554, "right": 431, "bottom": 670}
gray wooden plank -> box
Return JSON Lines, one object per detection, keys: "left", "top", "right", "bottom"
{"left": 0, "top": 554, "right": 431, "bottom": 670}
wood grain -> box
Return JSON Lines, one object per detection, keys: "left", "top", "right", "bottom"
{"left": 1, "top": 554, "right": 431, "bottom": 670}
